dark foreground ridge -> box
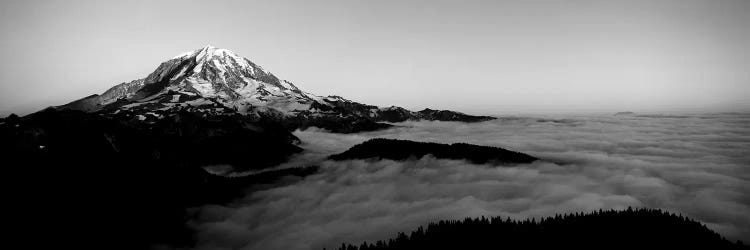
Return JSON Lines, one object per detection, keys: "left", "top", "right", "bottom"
{"left": 0, "top": 109, "right": 316, "bottom": 249}
{"left": 332, "top": 208, "right": 748, "bottom": 250}
{"left": 329, "top": 138, "right": 538, "bottom": 165}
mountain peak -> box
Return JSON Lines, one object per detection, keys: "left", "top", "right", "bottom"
{"left": 172, "top": 45, "right": 236, "bottom": 60}
{"left": 195, "top": 45, "right": 236, "bottom": 60}
{"left": 58, "top": 46, "right": 494, "bottom": 128}
{"left": 127, "top": 45, "right": 311, "bottom": 113}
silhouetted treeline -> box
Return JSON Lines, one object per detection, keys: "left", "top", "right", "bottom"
{"left": 329, "top": 138, "right": 538, "bottom": 165}
{"left": 331, "top": 208, "right": 747, "bottom": 250}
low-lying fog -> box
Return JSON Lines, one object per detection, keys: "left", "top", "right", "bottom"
{"left": 191, "top": 113, "right": 750, "bottom": 250}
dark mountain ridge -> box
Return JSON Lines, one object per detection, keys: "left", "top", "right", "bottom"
{"left": 329, "top": 138, "right": 538, "bottom": 165}
{"left": 1, "top": 108, "right": 306, "bottom": 249}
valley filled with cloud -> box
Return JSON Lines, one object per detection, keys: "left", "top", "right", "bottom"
{"left": 191, "top": 113, "right": 750, "bottom": 250}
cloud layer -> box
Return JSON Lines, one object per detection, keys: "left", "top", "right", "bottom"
{"left": 191, "top": 113, "right": 750, "bottom": 250}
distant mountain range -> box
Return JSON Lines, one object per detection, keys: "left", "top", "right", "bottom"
{"left": 59, "top": 45, "right": 493, "bottom": 133}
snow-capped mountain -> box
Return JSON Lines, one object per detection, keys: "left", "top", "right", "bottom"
{"left": 66, "top": 45, "right": 316, "bottom": 114}
{"left": 60, "top": 45, "right": 493, "bottom": 132}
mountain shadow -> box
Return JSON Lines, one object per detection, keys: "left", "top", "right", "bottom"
{"left": 331, "top": 208, "right": 748, "bottom": 250}
{"left": 329, "top": 138, "right": 538, "bottom": 165}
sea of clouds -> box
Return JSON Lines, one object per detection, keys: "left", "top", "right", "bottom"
{"left": 190, "top": 113, "right": 750, "bottom": 250}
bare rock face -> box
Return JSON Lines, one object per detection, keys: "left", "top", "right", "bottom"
{"left": 99, "top": 79, "right": 146, "bottom": 105}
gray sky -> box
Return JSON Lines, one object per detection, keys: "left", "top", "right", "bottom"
{"left": 1, "top": 0, "right": 748, "bottom": 116}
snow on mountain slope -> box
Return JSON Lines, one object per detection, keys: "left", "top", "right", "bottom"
{"left": 129, "top": 45, "right": 317, "bottom": 115}
{"left": 59, "top": 45, "right": 494, "bottom": 131}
